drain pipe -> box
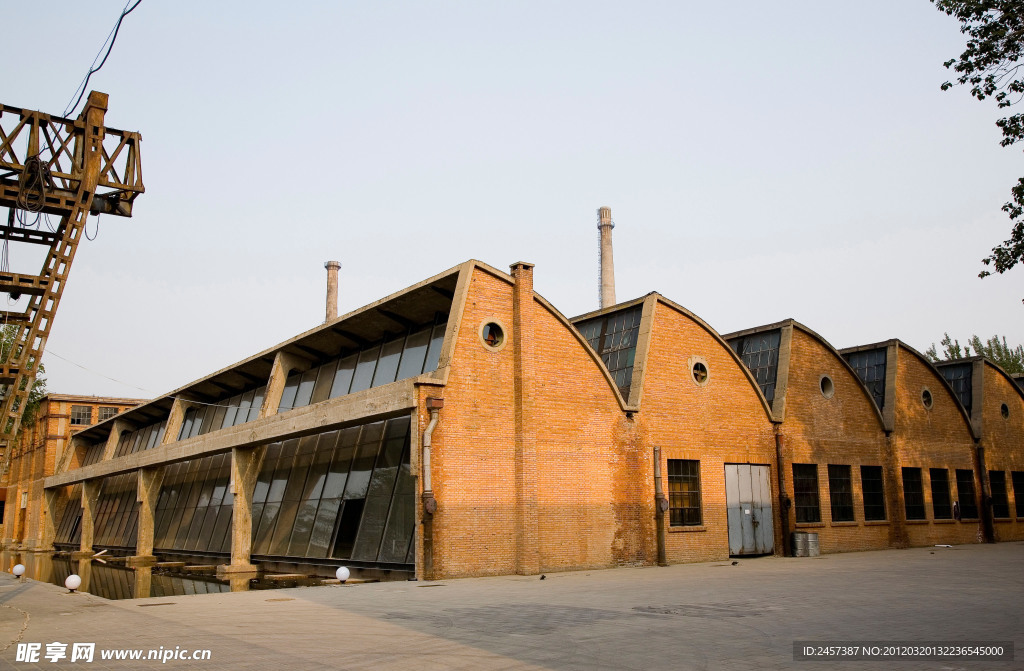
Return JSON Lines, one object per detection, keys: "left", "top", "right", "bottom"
{"left": 653, "top": 445, "right": 668, "bottom": 566}
{"left": 421, "top": 397, "right": 443, "bottom": 579}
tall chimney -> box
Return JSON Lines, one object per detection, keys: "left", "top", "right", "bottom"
{"left": 324, "top": 260, "right": 340, "bottom": 322}
{"left": 598, "top": 206, "right": 616, "bottom": 308}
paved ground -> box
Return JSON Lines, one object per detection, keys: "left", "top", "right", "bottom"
{"left": 0, "top": 543, "right": 1020, "bottom": 670}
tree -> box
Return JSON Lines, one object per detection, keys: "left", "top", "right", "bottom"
{"left": 0, "top": 324, "right": 47, "bottom": 428}
{"left": 926, "top": 331, "right": 1024, "bottom": 372}
{"left": 933, "top": 0, "right": 1024, "bottom": 276}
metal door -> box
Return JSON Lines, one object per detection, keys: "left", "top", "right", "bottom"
{"left": 724, "top": 464, "right": 774, "bottom": 555}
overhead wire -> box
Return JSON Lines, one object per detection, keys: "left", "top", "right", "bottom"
{"left": 63, "top": 0, "right": 144, "bottom": 118}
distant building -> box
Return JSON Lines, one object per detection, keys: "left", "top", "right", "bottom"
{"left": 1, "top": 395, "right": 143, "bottom": 548}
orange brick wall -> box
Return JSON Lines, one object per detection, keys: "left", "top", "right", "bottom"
{"left": 428, "top": 267, "right": 635, "bottom": 578}
{"left": 640, "top": 301, "right": 777, "bottom": 564}
{"left": 981, "top": 365, "right": 1024, "bottom": 541}
{"left": 781, "top": 329, "right": 890, "bottom": 554}
{"left": 892, "top": 348, "right": 981, "bottom": 547}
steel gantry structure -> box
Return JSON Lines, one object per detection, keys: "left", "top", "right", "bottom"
{"left": 0, "top": 91, "right": 143, "bottom": 468}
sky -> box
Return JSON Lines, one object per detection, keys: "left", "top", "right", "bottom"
{"left": 3, "top": 1, "right": 1022, "bottom": 400}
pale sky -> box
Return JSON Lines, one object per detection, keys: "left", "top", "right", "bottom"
{"left": 4, "top": 1, "right": 1022, "bottom": 400}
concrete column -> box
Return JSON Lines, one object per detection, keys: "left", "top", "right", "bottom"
{"left": 219, "top": 446, "right": 265, "bottom": 574}
{"left": 598, "top": 206, "right": 616, "bottom": 309}
{"left": 510, "top": 261, "right": 540, "bottom": 575}
{"left": 72, "top": 479, "right": 101, "bottom": 558}
{"left": 259, "top": 351, "right": 307, "bottom": 417}
{"left": 34, "top": 488, "right": 60, "bottom": 552}
{"left": 134, "top": 566, "right": 152, "bottom": 599}
{"left": 128, "top": 467, "right": 164, "bottom": 566}
{"left": 325, "top": 260, "right": 341, "bottom": 322}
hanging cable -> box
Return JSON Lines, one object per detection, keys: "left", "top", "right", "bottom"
{"left": 63, "top": 0, "right": 144, "bottom": 118}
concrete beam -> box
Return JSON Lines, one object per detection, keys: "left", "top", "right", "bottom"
{"left": 101, "top": 419, "right": 132, "bottom": 462}
{"left": 259, "top": 351, "right": 308, "bottom": 417}
{"left": 44, "top": 379, "right": 418, "bottom": 489}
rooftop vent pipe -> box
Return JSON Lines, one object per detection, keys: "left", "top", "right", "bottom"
{"left": 325, "top": 260, "right": 340, "bottom": 322}
{"left": 598, "top": 206, "right": 616, "bottom": 309}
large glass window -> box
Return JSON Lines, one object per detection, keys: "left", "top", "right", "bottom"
{"left": 929, "top": 468, "right": 952, "bottom": 519}
{"left": 729, "top": 330, "right": 782, "bottom": 403}
{"left": 955, "top": 469, "right": 978, "bottom": 519}
{"left": 844, "top": 348, "right": 886, "bottom": 411}
{"left": 97, "top": 407, "right": 120, "bottom": 422}
{"left": 667, "top": 459, "right": 702, "bottom": 526}
{"left": 575, "top": 305, "right": 642, "bottom": 399}
{"left": 860, "top": 465, "right": 886, "bottom": 521}
{"left": 793, "top": 464, "right": 821, "bottom": 523}
{"left": 940, "top": 363, "right": 973, "bottom": 415}
{"left": 989, "top": 470, "right": 1010, "bottom": 519}
{"left": 827, "top": 465, "right": 854, "bottom": 522}
{"left": 902, "top": 467, "right": 926, "bottom": 520}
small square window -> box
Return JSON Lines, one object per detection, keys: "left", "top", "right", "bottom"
{"left": 97, "top": 407, "right": 119, "bottom": 422}
{"left": 70, "top": 405, "right": 92, "bottom": 426}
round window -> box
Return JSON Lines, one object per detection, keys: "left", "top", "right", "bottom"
{"left": 820, "top": 375, "right": 834, "bottom": 399}
{"left": 692, "top": 361, "right": 708, "bottom": 386}
{"left": 1002, "top": 403, "right": 1010, "bottom": 419}
{"left": 479, "top": 321, "right": 506, "bottom": 351}
{"left": 922, "top": 388, "right": 933, "bottom": 410}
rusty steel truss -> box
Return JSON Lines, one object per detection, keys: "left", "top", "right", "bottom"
{"left": 0, "top": 91, "right": 143, "bottom": 466}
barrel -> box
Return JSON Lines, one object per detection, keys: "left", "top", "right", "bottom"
{"left": 792, "top": 531, "right": 809, "bottom": 557}
{"left": 806, "top": 532, "right": 820, "bottom": 557}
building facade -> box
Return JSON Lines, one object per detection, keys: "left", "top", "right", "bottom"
{"left": 7, "top": 260, "right": 1022, "bottom": 580}
{"left": 1, "top": 395, "right": 143, "bottom": 548}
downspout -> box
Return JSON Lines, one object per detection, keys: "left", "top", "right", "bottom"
{"left": 421, "top": 397, "right": 443, "bottom": 579}
{"left": 653, "top": 445, "right": 668, "bottom": 566}
{"left": 775, "top": 428, "right": 791, "bottom": 556}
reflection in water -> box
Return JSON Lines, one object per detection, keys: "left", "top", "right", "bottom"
{"left": 0, "top": 552, "right": 331, "bottom": 600}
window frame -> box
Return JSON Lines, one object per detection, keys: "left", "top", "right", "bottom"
{"left": 793, "top": 464, "right": 821, "bottom": 524}
{"left": 901, "top": 467, "right": 926, "bottom": 521}
{"left": 667, "top": 459, "right": 702, "bottom": 527}
{"left": 827, "top": 464, "right": 854, "bottom": 522}
{"left": 860, "top": 465, "right": 886, "bottom": 521}
{"left": 929, "top": 468, "right": 952, "bottom": 520}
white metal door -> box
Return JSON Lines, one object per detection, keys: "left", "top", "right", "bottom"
{"left": 725, "top": 463, "right": 774, "bottom": 555}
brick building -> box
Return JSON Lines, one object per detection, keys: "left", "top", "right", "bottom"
{"left": 6, "top": 260, "right": 1022, "bottom": 580}
{"left": 1, "top": 395, "right": 143, "bottom": 548}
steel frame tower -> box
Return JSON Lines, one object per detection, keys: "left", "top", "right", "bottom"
{"left": 0, "top": 91, "right": 144, "bottom": 469}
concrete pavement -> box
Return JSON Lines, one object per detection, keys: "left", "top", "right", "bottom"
{"left": 0, "top": 542, "right": 1020, "bottom": 670}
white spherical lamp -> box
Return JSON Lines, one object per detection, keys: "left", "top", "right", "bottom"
{"left": 335, "top": 566, "right": 350, "bottom": 583}
{"left": 64, "top": 574, "right": 82, "bottom": 593}
{"left": 12, "top": 564, "right": 25, "bottom": 578}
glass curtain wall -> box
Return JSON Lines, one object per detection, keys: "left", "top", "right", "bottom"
{"left": 113, "top": 420, "right": 168, "bottom": 458}
{"left": 278, "top": 318, "right": 447, "bottom": 414}
{"left": 55, "top": 417, "right": 416, "bottom": 567}
{"left": 178, "top": 385, "right": 268, "bottom": 441}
